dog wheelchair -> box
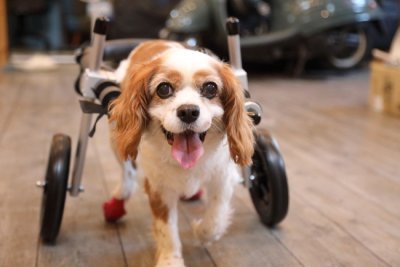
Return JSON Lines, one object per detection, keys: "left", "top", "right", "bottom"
{"left": 37, "top": 17, "right": 289, "bottom": 244}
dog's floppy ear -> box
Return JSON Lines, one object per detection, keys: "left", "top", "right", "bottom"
{"left": 218, "top": 63, "right": 254, "bottom": 166}
{"left": 110, "top": 61, "right": 158, "bottom": 160}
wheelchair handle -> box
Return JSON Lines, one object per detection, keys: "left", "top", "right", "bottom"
{"left": 90, "top": 17, "right": 109, "bottom": 71}
{"left": 226, "top": 17, "right": 249, "bottom": 95}
{"left": 226, "top": 17, "right": 242, "bottom": 70}
{"left": 226, "top": 17, "right": 240, "bottom": 35}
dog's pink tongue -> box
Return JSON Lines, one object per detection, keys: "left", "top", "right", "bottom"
{"left": 172, "top": 132, "right": 204, "bottom": 169}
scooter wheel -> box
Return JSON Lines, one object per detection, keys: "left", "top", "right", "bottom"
{"left": 248, "top": 131, "right": 289, "bottom": 227}
{"left": 40, "top": 134, "right": 71, "bottom": 244}
{"left": 326, "top": 26, "right": 370, "bottom": 70}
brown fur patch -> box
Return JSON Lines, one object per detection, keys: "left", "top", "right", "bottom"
{"left": 110, "top": 58, "right": 160, "bottom": 160}
{"left": 218, "top": 63, "right": 255, "bottom": 166}
{"left": 163, "top": 69, "right": 183, "bottom": 89}
{"left": 129, "top": 40, "right": 183, "bottom": 65}
{"left": 144, "top": 179, "right": 169, "bottom": 223}
{"left": 193, "top": 69, "right": 215, "bottom": 88}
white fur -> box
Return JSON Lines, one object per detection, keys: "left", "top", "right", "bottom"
{"left": 114, "top": 58, "right": 129, "bottom": 83}
{"left": 112, "top": 159, "right": 137, "bottom": 199}
{"left": 112, "top": 46, "right": 242, "bottom": 267}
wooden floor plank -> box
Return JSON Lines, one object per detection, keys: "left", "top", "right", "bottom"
{"left": 246, "top": 74, "right": 400, "bottom": 266}
{"left": 2, "top": 65, "right": 400, "bottom": 267}
{"left": 0, "top": 72, "right": 22, "bottom": 139}
{"left": 272, "top": 101, "right": 400, "bottom": 213}
{"left": 282, "top": 104, "right": 400, "bottom": 184}
{"left": 0, "top": 70, "right": 64, "bottom": 267}
{"left": 246, "top": 71, "right": 400, "bottom": 266}
{"left": 250, "top": 72, "right": 400, "bottom": 218}
{"left": 273, "top": 106, "right": 400, "bottom": 218}
{"left": 278, "top": 136, "right": 400, "bottom": 266}
{"left": 235, "top": 187, "right": 389, "bottom": 267}
{"left": 179, "top": 193, "right": 303, "bottom": 267}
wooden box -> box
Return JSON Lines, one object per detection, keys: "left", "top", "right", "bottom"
{"left": 0, "top": 0, "right": 8, "bottom": 67}
{"left": 369, "top": 61, "right": 400, "bottom": 117}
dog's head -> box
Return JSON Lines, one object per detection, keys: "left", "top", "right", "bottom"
{"left": 111, "top": 43, "right": 254, "bottom": 168}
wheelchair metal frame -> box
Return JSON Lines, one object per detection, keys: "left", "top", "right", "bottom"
{"left": 37, "top": 17, "right": 287, "bottom": 245}
{"left": 67, "top": 17, "right": 262, "bottom": 197}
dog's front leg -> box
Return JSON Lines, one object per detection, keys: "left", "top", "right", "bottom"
{"left": 103, "top": 160, "right": 137, "bottom": 222}
{"left": 193, "top": 172, "right": 235, "bottom": 245}
{"left": 113, "top": 159, "right": 137, "bottom": 200}
{"left": 144, "top": 179, "right": 185, "bottom": 267}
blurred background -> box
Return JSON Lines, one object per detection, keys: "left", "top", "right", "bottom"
{"left": 1, "top": 0, "right": 399, "bottom": 72}
{"left": 5, "top": 0, "right": 182, "bottom": 50}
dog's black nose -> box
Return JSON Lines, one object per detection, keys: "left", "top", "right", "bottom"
{"left": 177, "top": 104, "right": 200, "bottom": 124}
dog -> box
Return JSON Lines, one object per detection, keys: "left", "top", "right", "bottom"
{"left": 103, "top": 40, "right": 254, "bottom": 267}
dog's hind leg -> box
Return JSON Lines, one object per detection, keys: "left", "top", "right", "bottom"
{"left": 103, "top": 159, "right": 137, "bottom": 222}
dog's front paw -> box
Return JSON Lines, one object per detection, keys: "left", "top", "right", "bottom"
{"left": 192, "top": 219, "right": 223, "bottom": 245}
{"left": 102, "top": 198, "right": 126, "bottom": 222}
{"left": 156, "top": 255, "right": 185, "bottom": 267}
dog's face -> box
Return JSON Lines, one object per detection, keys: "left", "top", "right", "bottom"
{"left": 111, "top": 43, "right": 254, "bottom": 168}
{"left": 148, "top": 49, "right": 225, "bottom": 168}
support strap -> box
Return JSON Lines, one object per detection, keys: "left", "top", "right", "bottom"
{"left": 79, "top": 100, "right": 108, "bottom": 137}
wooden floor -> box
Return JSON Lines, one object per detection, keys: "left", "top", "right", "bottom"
{"left": 0, "top": 64, "right": 399, "bottom": 267}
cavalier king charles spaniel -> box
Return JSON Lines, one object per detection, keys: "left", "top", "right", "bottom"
{"left": 103, "top": 40, "right": 254, "bottom": 267}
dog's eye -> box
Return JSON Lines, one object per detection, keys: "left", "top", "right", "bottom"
{"left": 201, "top": 82, "right": 218, "bottom": 99}
{"left": 156, "top": 82, "right": 173, "bottom": 99}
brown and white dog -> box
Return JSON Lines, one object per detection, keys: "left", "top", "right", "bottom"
{"left": 105, "top": 40, "right": 254, "bottom": 267}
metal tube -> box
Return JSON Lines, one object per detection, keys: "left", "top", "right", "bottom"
{"left": 228, "top": 35, "right": 242, "bottom": 70}
{"left": 226, "top": 17, "right": 249, "bottom": 92}
{"left": 90, "top": 33, "right": 106, "bottom": 71}
{"left": 89, "top": 17, "right": 109, "bottom": 71}
{"left": 69, "top": 18, "right": 108, "bottom": 196}
{"left": 70, "top": 108, "right": 93, "bottom": 196}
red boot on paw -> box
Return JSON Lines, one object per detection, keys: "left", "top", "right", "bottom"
{"left": 103, "top": 198, "right": 126, "bottom": 222}
{"left": 180, "top": 189, "right": 203, "bottom": 201}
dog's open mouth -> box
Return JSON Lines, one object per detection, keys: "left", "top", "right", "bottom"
{"left": 162, "top": 128, "right": 207, "bottom": 145}
{"left": 162, "top": 128, "right": 207, "bottom": 169}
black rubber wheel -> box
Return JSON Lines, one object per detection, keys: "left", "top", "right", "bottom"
{"left": 326, "top": 25, "right": 371, "bottom": 70}
{"left": 248, "top": 132, "right": 289, "bottom": 227}
{"left": 40, "top": 134, "right": 71, "bottom": 244}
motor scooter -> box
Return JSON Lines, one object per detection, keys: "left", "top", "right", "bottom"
{"left": 160, "top": 0, "right": 384, "bottom": 72}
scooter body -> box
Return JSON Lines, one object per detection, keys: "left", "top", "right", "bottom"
{"left": 162, "top": 0, "right": 384, "bottom": 69}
